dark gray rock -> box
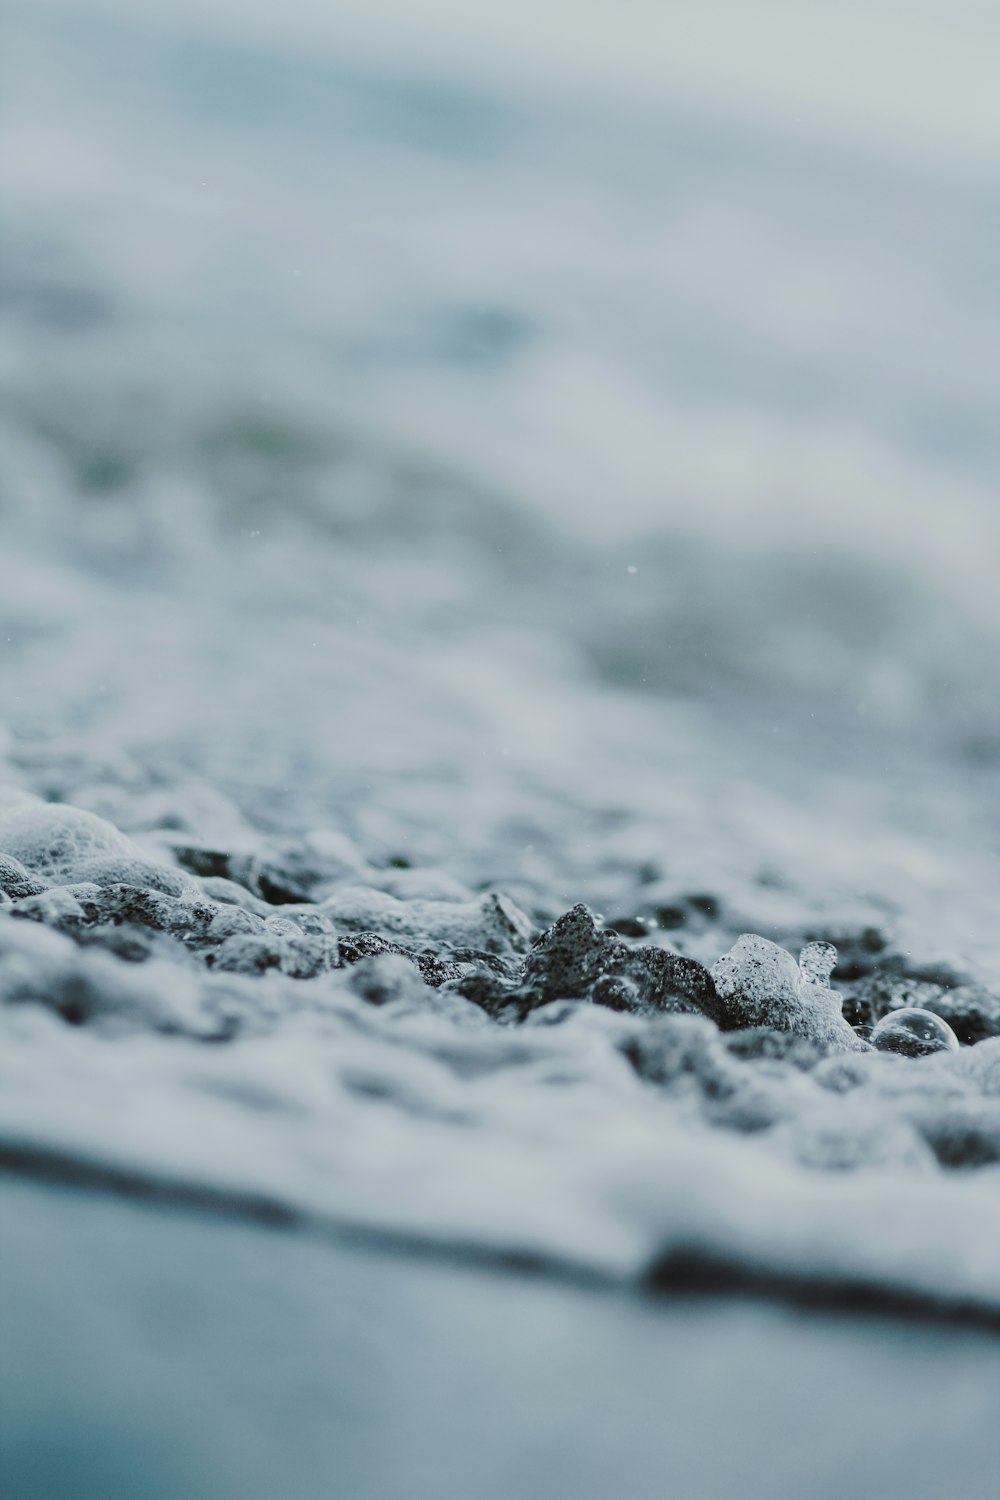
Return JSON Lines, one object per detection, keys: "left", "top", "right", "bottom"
{"left": 456, "top": 904, "right": 719, "bottom": 1021}
{"left": 845, "top": 973, "right": 1000, "bottom": 1046}
{"left": 337, "top": 931, "right": 465, "bottom": 988}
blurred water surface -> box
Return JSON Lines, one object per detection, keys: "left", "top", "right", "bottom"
{"left": 3, "top": 1, "right": 1000, "bottom": 920}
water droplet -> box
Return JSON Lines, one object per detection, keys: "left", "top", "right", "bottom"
{"left": 871, "top": 1007, "right": 959, "bottom": 1057}
{"left": 799, "top": 941, "right": 837, "bottom": 987}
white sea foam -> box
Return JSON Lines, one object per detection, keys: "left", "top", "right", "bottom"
{"left": 0, "top": 0, "right": 999, "bottom": 1344}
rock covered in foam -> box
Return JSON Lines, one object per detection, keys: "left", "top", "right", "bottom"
{"left": 209, "top": 910, "right": 339, "bottom": 979}
{"left": 621, "top": 1007, "right": 999, "bottom": 1172}
{"left": 321, "top": 887, "right": 535, "bottom": 958}
{"left": 210, "top": 928, "right": 338, "bottom": 980}
{"left": 710, "top": 933, "right": 863, "bottom": 1051}
{"left": 0, "top": 794, "right": 189, "bottom": 894}
{"left": 0, "top": 853, "right": 46, "bottom": 900}
{"left": 336, "top": 931, "right": 465, "bottom": 988}
{"left": 772, "top": 1110, "right": 936, "bottom": 1173}
{"left": 347, "top": 952, "right": 434, "bottom": 1008}
{"left": 8, "top": 871, "right": 341, "bottom": 980}
{"left": 0, "top": 913, "right": 209, "bottom": 1032}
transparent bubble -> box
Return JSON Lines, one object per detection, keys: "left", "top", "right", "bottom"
{"left": 799, "top": 941, "right": 838, "bottom": 988}
{"left": 871, "top": 1007, "right": 959, "bottom": 1058}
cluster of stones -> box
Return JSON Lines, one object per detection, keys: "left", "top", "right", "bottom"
{"left": 1, "top": 799, "right": 997, "bottom": 1057}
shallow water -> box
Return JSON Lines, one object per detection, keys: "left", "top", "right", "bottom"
{"left": 4, "top": 1177, "right": 1000, "bottom": 1500}
{"left": 2, "top": 3, "right": 1000, "bottom": 1493}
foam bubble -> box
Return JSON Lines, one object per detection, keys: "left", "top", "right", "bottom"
{"left": 0, "top": 797, "right": 187, "bottom": 892}
{"left": 710, "top": 934, "right": 861, "bottom": 1050}
{"left": 871, "top": 1007, "right": 960, "bottom": 1058}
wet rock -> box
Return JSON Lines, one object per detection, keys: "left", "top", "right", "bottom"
{"left": 621, "top": 1013, "right": 727, "bottom": 1088}
{"left": 521, "top": 999, "right": 592, "bottom": 1027}
{"left": 89, "top": 885, "right": 218, "bottom": 938}
{"left": 445, "top": 966, "right": 515, "bottom": 1014}
{"left": 843, "top": 973, "right": 943, "bottom": 1030}
{"left": 775, "top": 1114, "right": 935, "bottom": 1174}
{"left": 0, "top": 912, "right": 210, "bottom": 1032}
{"left": 846, "top": 972, "right": 1000, "bottom": 1046}
{"left": 11, "top": 883, "right": 223, "bottom": 968}
{"left": 283, "top": 910, "right": 337, "bottom": 939}
{"left": 650, "top": 903, "right": 686, "bottom": 930}
{"left": 199, "top": 876, "right": 274, "bottom": 915}
{"left": 209, "top": 930, "right": 337, "bottom": 979}
{"left": 0, "top": 854, "right": 47, "bottom": 900}
{"left": 721, "top": 1027, "right": 823, "bottom": 1070}
{"left": 468, "top": 903, "right": 720, "bottom": 1021}
{"left": 322, "top": 887, "right": 535, "bottom": 959}
{"left": 621, "top": 1013, "right": 797, "bottom": 1134}
{"left": 521, "top": 904, "right": 707, "bottom": 1012}
{"left": 9, "top": 884, "right": 100, "bottom": 933}
{"left": 9, "top": 872, "right": 344, "bottom": 981}
{"left": 337, "top": 931, "right": 465, "bottom": 987}
{"left": 811, "top": 1054, "right": 870, "bottom": 1094}
{"left": 173, "top": 845, "right": 232, "bottom": 881}
{"left": 174, "top": 829, "right": 366, "bottom": 904}
{"left": 711, "top": 933, "right": 799, "bottom": 1017}
{"left": 590, "top": 973, "right": 642, "bottom": 1012}
{"left": 79, "top": 858, "right": 190, "bottom": 897}
{"left": 205, "top": 905, "right": 267, "bottom": 941}
{"left": 239, "top": 858, "right": 322, "bottom": 906}
{"left": 909, "top": 1102, "right": 1000, "bottom": 1169}
{"left": 928, "top": 985, "right": 1000, "bottom": 1047}
{"left": 347, "top": 953, "right": 432, "bottom": 1007}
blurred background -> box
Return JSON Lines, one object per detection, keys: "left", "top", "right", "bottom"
{"left": 2, "top": 0, "right": 1000, "bottom": 927}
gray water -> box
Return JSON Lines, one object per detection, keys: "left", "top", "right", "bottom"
{"left": 4, "top": 1176, "right": 1000, "bottom": 1500}
{"left": 2, "top": 3, "right": 1000, "bottom": 1495}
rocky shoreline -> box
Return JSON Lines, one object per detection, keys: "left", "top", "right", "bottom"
{"left": 3, "top": 791, "right": 1000, "bottom": 1330}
